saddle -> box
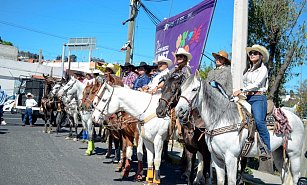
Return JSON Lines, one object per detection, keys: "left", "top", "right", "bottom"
{"left": 236, "top": 97, "right": 292, "bottom": 158}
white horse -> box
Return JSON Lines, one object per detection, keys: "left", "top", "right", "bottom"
{"left": 57, "top": 76, "right": 98, "bottom": 155}
{"left": 175, "top": 73, "right": 305, "bottom": 185}
{"left": 92, "top": 83, "right": 170, "bottom": 184}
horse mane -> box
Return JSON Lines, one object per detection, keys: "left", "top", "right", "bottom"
{"left": 184, "top": 76, "right": 239, "bottom": 125}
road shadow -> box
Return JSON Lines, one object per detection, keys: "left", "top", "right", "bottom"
{"left": 0, "top": 128, "right": 9, "bottom": 134}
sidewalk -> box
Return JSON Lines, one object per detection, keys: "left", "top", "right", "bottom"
{"left": 167, "top": 140, "right": 282, "bottom": 185}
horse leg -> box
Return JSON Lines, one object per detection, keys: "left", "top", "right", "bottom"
{"left": 73, "top": 113, "right": 79, "bottom": 141}
{"left": 48, "top": 112, "right": 53, "bottom": 134}
{"left": 287, "top": 151, "right": 301, "bottom": 184}
{"left": 135, "top": 134, "right": 144, "bottom": 181}
{"left": 153, "top": 134, "right": 164, "bottom": 185}
{"left": 116, "top": 134, "right": 126, "bottom": 172}
{"left": 181, "top": 147, "right": 195, "bottom": 185}
{"left": 200, "top": 139, "right": 212, "bottom": 185}
{"left": 144, "top": 140, "right": 154, "bottom": 184}
{"left": 105, "top": 131, "right": 112, "bottom": 158}
{"left": 43, "top": 111, "right": 48, "bottom": 133}
{"left": 225, "top": 155, "right": 237, "bottom": 185}
{"left": 113, "top": 137, "right": 121, "bottom": 163}
{"left": 122, "top": 135, "right": 134, "bottom": 178}
{"left": 237, "top": 158, "right": 247, "bottom": 185}
{"left": 85, "top": 118, "right": 95, "bottom": 156}
{"left": 212, "top": 155, "right": 225, "bottom": 185}
{"left": 193, "top": 151, "right": 205, "bottom": 185}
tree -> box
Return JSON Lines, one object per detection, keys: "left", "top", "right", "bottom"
{"left": 248, "top": 0, "right": 306, "bottom": 106}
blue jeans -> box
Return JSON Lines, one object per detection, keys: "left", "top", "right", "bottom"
{"left": 23, "top": 108, "right": 33, "bottom": 125}
{"left": 246, "top": 95, "right": 271, "bottom": 151}
{"left": 0, "top": 105, "right": 3, "bottom": 121}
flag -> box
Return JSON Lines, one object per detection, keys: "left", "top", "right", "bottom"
{"left": 155, "top": 0, "right": 215, "bottom": 73}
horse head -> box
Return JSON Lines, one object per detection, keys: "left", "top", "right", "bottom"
{"left": 92, "top": 83, "right": 120, "bottom": 123}
{"left": 176, "top": 73, "right": 202, "bottom": 120}
{"left": 156, "top": 74, "right": 184, "bottom": 118}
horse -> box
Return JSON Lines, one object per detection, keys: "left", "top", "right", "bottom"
{"left": 93, "top": 74, "right": 143, "bottom": 180}
{"left": 40, "top": 79, "right": 61, "bottom": 134}
{"left": 156, "top": 74, "right": 211, "bottom": 185}
{"left": 92, "top": 83, "right": 170, "bottom": 184}
{"left": 57, "top": 77, "right": 83, "bottom": 141}
{"left": 175, "top": 73, "right": 305, "bottom": 185}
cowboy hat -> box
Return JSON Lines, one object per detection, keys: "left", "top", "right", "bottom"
{"left": 246, "top": 44, "right": 269, "bottom": 63}
{"left": 136, "top": 62, "right": 151, "bottom": 72}
{"left": 175, "top": 48, "right": 192, "bottom": 61}
{"left": 92, "top": 69, "right": 103, "bottom": 75}
{"left": 155, "top": 55, "right": 173, "bottom": 66}
{"left": 26, "top": 92, "right": 34, "bottom": 98}
{"left": 102, "top": 63, "right": 117, "bottom": 73}
{"left": 212, "top": 50, "right": 231, "bottom": 64}
{"left": 120, "top": 63, "right": 136, "bottom": 70}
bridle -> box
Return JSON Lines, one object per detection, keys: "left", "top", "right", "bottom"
{"left": 62, "top": 80, "right": 77, "bottom": 96}
{"left": 158, "top": 88, "right": 180, "bottom": 116}
{"left": 94, "top": 86, "right": 115, "bottom": 116}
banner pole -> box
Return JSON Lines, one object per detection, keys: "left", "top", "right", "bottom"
{"left": 198, "top": 0, "right": 218, "bottom": 70}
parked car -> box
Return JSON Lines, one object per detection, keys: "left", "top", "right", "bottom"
{"left": 3, "top": 95, "right": 17, "bottom": 114}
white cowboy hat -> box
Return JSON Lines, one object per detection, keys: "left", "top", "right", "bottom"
{"left": 246, "top": 44, "right": 269, "bottom": 63}
{"left": 155, "top": 55, "right": 173, "bottom": 66}
{"left": 26, "top": 92, "right": 34, "bottom": 97}
{"left": 92, "top": 69, "right": 103, "bottom": 75}
{"left": 175, "top": 48, "right": 192, "bottom": 61}
{"left": 102, "top": 63, "right": 116, "bottom": 73}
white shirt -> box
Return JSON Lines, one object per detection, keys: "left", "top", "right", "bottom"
{"left": 242, "top": 63, "right": 268, "bottom": 92}
{"left": 83, "top": 78, "right": 94, "bottom": 86}
{"left": 25, "top": 98, "right": 38, "bottom": 108}
{"left": 147, "top": 68, "right": 170, "bottom": 91}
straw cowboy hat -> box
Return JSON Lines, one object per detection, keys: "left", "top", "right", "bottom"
{"left": 246, "top": 44, "right": 269, "bottom": 63}
{"left": 155, "top": 55, "right": 173, "bottom": 66}
{"left": 26, "top": 92, "right": 34, "bottom": 98}
{"left": 212, "top": 50, "right": 231, "bottom": 64}
{"left": 175, "top": 48, "right": 192, "bottom": 61}
{"left": 102, "top": 63, "right": 117, "bottom": 73}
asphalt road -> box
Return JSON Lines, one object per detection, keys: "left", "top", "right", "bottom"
{"left": 0, "top": 112, "right": 186, "bottom": 185}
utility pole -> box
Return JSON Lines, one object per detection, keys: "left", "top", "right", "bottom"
{"left": 38, "top": 49, "right": 42, "bottom": 64}
{"left": 125, "top": 0, "right": 138, "bottom": 64}
{"left": 231, "top": 0, "right": 248, "bottom": 91}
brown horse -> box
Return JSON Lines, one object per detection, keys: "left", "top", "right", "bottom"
{"left": 93, "top": 74, "right": 144, "bottom": 181}
{"left": 156, "top": 74, "right": 212, "bottom": 184}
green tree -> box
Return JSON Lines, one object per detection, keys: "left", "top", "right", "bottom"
{"left": 248, "top": 0, "right": 306, "bottom": 106}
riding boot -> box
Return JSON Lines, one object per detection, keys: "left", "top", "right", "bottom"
{"left": 135, "top": 161, "right": 143, "bottom": 181}
{"left": 259, "top": 144, "right": 271, "bottom": 161}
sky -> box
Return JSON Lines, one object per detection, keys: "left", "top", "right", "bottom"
{"left": 0, "top": 0, "right": 305, "bottom": 92}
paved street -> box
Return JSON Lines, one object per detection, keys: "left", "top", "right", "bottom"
{"left": 0, "top": 113, "right": 186, "bottom": 185}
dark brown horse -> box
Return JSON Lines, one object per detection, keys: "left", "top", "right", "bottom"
{"left": 156, "top": 74, "right": 211, "bottom": 185}
{"left": 41, "top": 78, "right": 64, "bottom": 134}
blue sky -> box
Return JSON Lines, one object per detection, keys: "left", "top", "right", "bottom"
{"left": 0, "top": 0, "right": 305, "bottom": 91}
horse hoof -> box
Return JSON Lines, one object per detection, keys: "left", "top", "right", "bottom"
{"left": 73, "top": 138, "right": 78, "bottom": 141}
{"left": 43, "top": 130, "right": 47, "bottom": 133}
{"left": 65, "top": 136, "right": 71, "bottom": 140}
{"left": 135, "top": 174, "right": 143, "bottom": 182}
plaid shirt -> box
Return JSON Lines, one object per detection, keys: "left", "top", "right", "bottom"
{"left": 122, "top": 72, "right": 138, "bottom": 88}
{"left": 0, "top": 89, "right": 8, "bottom": 106}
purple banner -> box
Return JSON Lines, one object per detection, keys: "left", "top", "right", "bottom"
{"left": 155, "top": 0, "right": 215, "bottom": 73}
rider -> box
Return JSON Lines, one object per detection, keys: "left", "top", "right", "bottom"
{"left": 133, "top": 62, "right": 151, "bottom": 91}
{"left": 121, "top": 63, "right": 138, "bottom": 89}
{"left": 207, "top": 50, "right": 233, "bottom": 97}
{"left": 233, "top": 44, "right": 271, "bottom": 160}
{"left": 142, "top": 55, "right": 172, "bottom": 94}
{"left": 155, "top": 48, "right": 192, "bottom": 142}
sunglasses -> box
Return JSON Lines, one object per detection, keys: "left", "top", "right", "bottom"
{"left": 249, "top": 51, "right": 261, "bottom": 56}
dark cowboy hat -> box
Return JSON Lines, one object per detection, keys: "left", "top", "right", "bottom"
{"left": 120, "top": 63, "right": 136, "bottom": 70}
{"left": 136, "top": 62, "right": 151, "bottom": 72}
